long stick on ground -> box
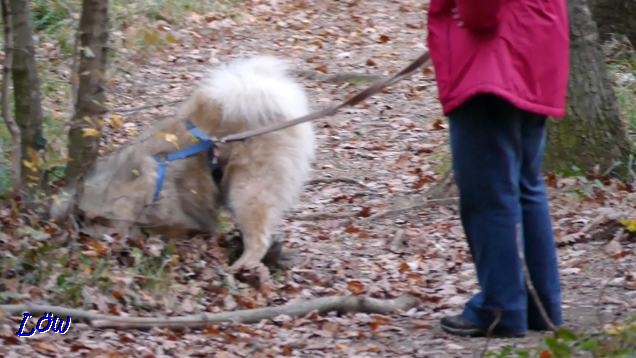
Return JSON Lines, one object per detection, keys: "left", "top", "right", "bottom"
{"left": 1, "top": 294, "right": 418, "bottom": 330}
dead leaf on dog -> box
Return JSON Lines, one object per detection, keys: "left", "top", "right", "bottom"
{"left": 163, "top": 133, "right": 180, "bottom": 149}
{"left": 82, "top": 128, "right": 101, "bottom": 137}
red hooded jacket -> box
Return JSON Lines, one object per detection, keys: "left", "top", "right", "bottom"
{"left": 427, "top": 0, "right": 570, "bottom": 118}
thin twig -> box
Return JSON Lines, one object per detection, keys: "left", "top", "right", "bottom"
{"left": 581, "top": 213, "right": 608, "bottom": 235}
{"left": 112, "top": 99, "right": 184, "bottom": 114}
{"left": 613, "top": 227, "right": 625, "bottom": 242}
{"left": 294, "top": 69, "right": 382, "bottom": 84}
{"left": 366, "top": 197, "right": 458, "bottom": 220}
{"left": 515, "top": 223, "right": 558, "bottom": 332}
{"left": 307, "top": 177, "right": 372, "bottom": 190}
{"left": 288, "top": 211, "right": 357, "bottom": 221}
{"left": 479, "top": 309, "right": 502, "bottom": 357}
{"left": 289, "top": 197, "right": 458, "bottom": 222}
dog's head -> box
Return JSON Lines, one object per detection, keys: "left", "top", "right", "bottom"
{"left": 49, "top": 145, "right": 158, "bottom": 235}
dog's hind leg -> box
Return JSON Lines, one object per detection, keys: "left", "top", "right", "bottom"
{"left": 227, "top": 194, "right": 279, "bottom": 272}
{"left": 222, "top": 150, "right": 299, "bottom": 272}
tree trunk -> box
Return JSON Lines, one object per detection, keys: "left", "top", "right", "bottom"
{"left": 589, "top": 0, "right": 636, "bottom": 46}
{"left": 9, "top": 0, "right": 44, "bottom": 186}
{"left": 1, "top": 0, "right": 21, "bottom": 194}
{"left": 544, "top": 0, "right": 632, "bottom": 176}
{"left": 65, "top": 0, "right": 109, "bottom": 182}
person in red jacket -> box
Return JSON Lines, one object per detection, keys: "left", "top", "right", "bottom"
{"left": 427, "top": 0, "right": 569, "bottom": 337}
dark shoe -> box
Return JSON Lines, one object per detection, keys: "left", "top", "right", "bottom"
{"left": 440, "top": 315, "right": 525, "bottom": 338}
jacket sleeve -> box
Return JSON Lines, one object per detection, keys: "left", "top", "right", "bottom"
{"left": 455, "top": 0, "right": 503, "bottom": 32}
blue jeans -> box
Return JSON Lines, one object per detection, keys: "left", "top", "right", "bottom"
{"left": 449, "top": 95, "right": 563, "bottom": 334}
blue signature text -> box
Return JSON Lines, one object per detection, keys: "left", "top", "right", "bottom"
{"left": 16, "top": 312, "right": 72, "bottom": 337}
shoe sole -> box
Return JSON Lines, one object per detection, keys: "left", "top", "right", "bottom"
{"left": 440, "top": 323, "right": 525, "bottom": 338}
{"left": 440, "top": 322, "right": 485, "bottom": 337}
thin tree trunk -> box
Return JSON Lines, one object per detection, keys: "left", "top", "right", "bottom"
{"left": 1, "top": 0, "right": 21, "bottom": 194}
{"left": 65, "top": 0, "right": 109, "bottom": 182}
{"left": 9, "top": 0, "right": 45, "bottom": 186}
{"left": 544, "top": 0, "right": 632, "bottom": 176}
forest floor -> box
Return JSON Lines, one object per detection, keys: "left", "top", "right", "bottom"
{"left": 1, "top": 0, "right": 636, "bottom": 357}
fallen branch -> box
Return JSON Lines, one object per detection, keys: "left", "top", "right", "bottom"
{"left": 0, "top": 295, "right": 417, "bottom": 330}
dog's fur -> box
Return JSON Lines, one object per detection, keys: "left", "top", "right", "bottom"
{"left": 51, "top": 56, "right": 315, "bottom": 271}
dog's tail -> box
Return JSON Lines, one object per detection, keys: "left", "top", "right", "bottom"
{"left": 185, "top": 56, "right": 310, "bottom": 129}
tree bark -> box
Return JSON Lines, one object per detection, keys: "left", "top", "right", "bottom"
{"left": 544, "top": 0, "right": 632, "bottom": 176}
{"left": 1, "top": 0, "right": 21, "bottom": 194}
{"left": 589, "top": 0, "right": 636, "bottom": 46}
{"left": 65, "top": 0, "right": 109, "bottom": 182}
{"left": 9, "top": 0, "right": 44, "bottom": 186}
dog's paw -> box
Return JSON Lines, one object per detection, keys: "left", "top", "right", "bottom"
{"left": 228, "top": 257, "right": 260, "bottom": 273}
{"left": 230, "top": 262, "right": 273, "bottom": 290}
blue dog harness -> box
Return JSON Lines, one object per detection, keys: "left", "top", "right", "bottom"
{"left": 152, "top": 120, "right": 222, "bottom": 202}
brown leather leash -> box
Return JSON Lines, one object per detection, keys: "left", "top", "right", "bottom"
{"left": 219, "top": 51, "right": 431, "bottom": 143}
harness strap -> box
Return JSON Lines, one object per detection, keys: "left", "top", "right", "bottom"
{"left": 153, "top": 161, "right": 169, "bottom": 202}
{"left": 152, "top": 121, "right": 221, "bottom": 202}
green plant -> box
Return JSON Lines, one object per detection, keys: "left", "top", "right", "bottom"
{"left": 488, "top": 324, "right": 636, "bottom": 358}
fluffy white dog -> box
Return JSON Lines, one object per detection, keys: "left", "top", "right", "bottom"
{"left": 51, "top": 56, "right": 316, "bottom": 271}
